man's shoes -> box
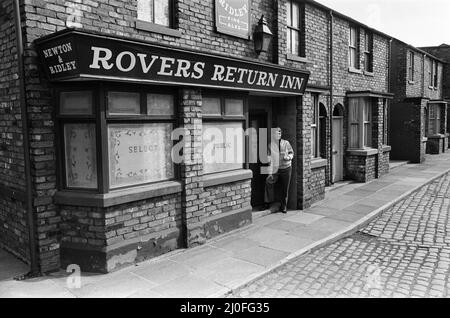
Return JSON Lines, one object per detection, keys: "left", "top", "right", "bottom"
{"left": 281, "top": 210, "right": 287, "bottom": 214}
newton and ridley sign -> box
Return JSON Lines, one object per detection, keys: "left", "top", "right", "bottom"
{"left": 35, "top": 29, "right": 309, "bottom": 95}
{"left": 215, "top": 0, "right": 250, "bottom": 39}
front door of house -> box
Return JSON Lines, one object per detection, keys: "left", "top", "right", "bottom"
{"left": 332, "top": 117, "right": 344, "bottom": 182}
{"left": 249, "top": 112, "right": 268, "bottom": 208}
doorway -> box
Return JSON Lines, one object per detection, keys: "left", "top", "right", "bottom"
{"left": 249, "top": 112, "right": 268, "bottom": 208}
{"left": 332, "top": 105, "right": 344, "bottom": 182}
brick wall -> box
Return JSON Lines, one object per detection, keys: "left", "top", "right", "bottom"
{"left": 204, "top": 181, "right": 251, "bottom": 218}
{"left": 309, "top": 167, "right": 325, "bottom": 205}
{"left": 0, "top": 0, "right": 30, "bottom": 264}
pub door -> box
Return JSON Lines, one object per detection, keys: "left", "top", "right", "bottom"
{"left": 249, "top": 112, "right": 268, "bottom": 208}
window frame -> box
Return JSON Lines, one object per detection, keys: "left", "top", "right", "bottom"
{"left": 408, "top": 51, "right": 415, "bottom": 82}
{"left": 434, "top": 61, "right": 439, "bottom": 88}
{"left": 349, "top": 25, "right": 360, "bottom": 70}
{"left": 286, "top": 0, "right": 305, "bottom": 58}
{"left": 202, "top": 91, "right": 248, "bottom": 175}
{"left": 348, "top": 97, "right": 374, "bottom": 150}
{"left": 136, "top": 0, "right": 182, "bottom": 37}
{"left": 427, "top": 103, "right": 442, "bottom": 136}
{"left": 56, "top": 83, "right": 180, "bottom": 194}
{"left": 429, "top": 59, "right": 434, "bottom": 87}
{"left": 363, "top": 31, "right": 373, "bottom": 73}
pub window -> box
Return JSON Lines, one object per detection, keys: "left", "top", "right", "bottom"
{"left": 311, "top": 95, "right": 318, "bottom": 158}
{"left": 363, "top": 31, "right": 373, "bottom": 73}
{"left": 137, "top": 0, "right": 173, "bottom": 27}
{"left": 349, "top": 25, "right": 359, "bottom": 69}
{"left": 319, "top": 103, "right": 327, "bottom": 159}
{"left": 349, "top": 97, "right": 373, "bottom": 149}
{"left": 59, "top": 90, "right": 98, "bottom": 190}
{"left": 202, "top": 94, "right": 246, "bottom": 175}
{"left": 408, "top": 51, "right": 415, "bottom": 82}
{"left": 286, "top": 0, "right": 305, "bottom": 57}
{"left": 57, "top": 86, "right": 177, "bottom": 193}
{"left": 107, "top": 90, "right": 176, "bottom": 189}
{"left": 427, "top": 104, "right": 442, "bottom": 136}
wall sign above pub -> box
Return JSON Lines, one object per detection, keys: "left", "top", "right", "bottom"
{"left": 215, "top": 0, "right": 251, "bottom": 39}
{"left": 35, "top": 29, "right": 309, "bottom": 95}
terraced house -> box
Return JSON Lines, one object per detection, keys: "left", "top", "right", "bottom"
{"left": 0, "top": 0, "right": 417, "bottom": 275}
{"left": 389, "top": 39, "right": 448, "bottom": 164}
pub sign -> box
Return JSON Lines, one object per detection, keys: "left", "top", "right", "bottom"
{"left": 215, "top": 0, "right": 251, "bottom": 39}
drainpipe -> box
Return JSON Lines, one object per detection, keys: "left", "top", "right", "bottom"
{"left": 388, "top": 38, "right": 393, "bottom": 145}
{"left": 13, "top": 0, "right": 39, "bottom": 278}
{"left": 329, "top": 10, "right": 334, "bottom": 185}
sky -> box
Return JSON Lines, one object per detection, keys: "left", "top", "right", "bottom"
{"left": 316, "top": 0, "right": 450, "bottom": 47}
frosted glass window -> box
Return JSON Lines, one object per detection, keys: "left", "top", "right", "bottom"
{"left": 60, "top": 91, "right": 93, "bottom": 115}
{"left": 108, "top": 123, "right": 174, "bottom": 188}
{"left": 147, "top": 94, "right": 174, "bottom": 116}
{"left": 64, "top": 124, "right": 98, "bottom": 189}
{"left": 225, "top": 99, "right": 244, "bottom": 116}
{"left": 203, "top": 122, "right": 244, "bottom": 174}
{"left": 108, "top": 92, "right": 141, "bottom": 115}
{"left": 203, "top": 97, "right": 221, "bottom": 115}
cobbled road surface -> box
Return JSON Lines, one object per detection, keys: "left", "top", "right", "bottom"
{"left": 230, "top": 173, "right": 450, "bottom": 298}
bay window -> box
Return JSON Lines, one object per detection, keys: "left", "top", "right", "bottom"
{"left": 348, "top": 97, "right": 373, "bottom": 149}
{"left": 57, "top": 85, "right": 178, "bottom": 195}
{"left": 427, "top": 103, "right": 442, "bottom": 136}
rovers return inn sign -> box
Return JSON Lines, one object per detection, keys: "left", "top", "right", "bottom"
{"left": 35, "top": 29, "right": 309, "bottom": 95}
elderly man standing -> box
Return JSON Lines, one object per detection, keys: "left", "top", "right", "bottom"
{"left": 262, "top": 127, "right": 294, "bottom": 213}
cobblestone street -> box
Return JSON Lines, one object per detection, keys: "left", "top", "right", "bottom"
{"left": 230, "top": 173, "right": 450, "bottom": 298}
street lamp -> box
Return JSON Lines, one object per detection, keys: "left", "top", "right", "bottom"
{"left": 253, "top": 15, "right": 273, "bottom": 55}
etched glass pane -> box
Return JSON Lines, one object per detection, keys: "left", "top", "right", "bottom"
{"left": 108, "top": 92, "right": 141, "bottom": 115}
{"left": 147, "top": 94, "right": 174, "bottom": 116}
{"left": 203, "top": 97, "right": 221, "bottom": 115}
{"left": 60, "top": 91, "right": 93, "bottom": 115}
{"left": 137, "top": 0, "right": 153, "bottom": 22}
{"left": 203, "top": 122, "right": 244, "bottom": 174}
{"left": 349, "top": 98, "right": 359, "bottom": 123}
{"left": 225, "top": 99, "right": 244, "bottom": 116}
{"left": 154, "top": 0, "right": 170, "bottom": 26}
{"left": 64, "top": 124, "right": 97, "bottom": 189}
{"left": 108, "top": 123, "right": 174, "bottom": 188}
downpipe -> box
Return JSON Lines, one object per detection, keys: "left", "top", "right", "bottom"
{"left": 12, "top": 0, "right": 40, "bottom": 279}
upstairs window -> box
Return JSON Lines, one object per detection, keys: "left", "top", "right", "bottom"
{"left": 434, "top": 62, "right": 439, "bottom": 88}
{"left": 428, "top": 59, "right": 433, "bottom": 87}
{"left": 408, "top": 51, "right": 415, "bottom": 82}
{"left": 349, "top": 26, "right": 359, "bottom": 69}
{"left": 138, "top": 0, "right": 172, "bottom": 27}
{"left": 363, "top": 31, "right": 373, "bottom": 72}
{"left": 286, "top": 0, "right": 305, "bottom": 57}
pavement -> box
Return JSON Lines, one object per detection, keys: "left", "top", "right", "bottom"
{"left": 231, "top": 168, "right": 450, "bottom": 298}
{"left": 1, "top": 153, "right": 450, "bottom": 298}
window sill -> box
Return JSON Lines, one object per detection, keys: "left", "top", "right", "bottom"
{"left": 382, "top": 145, "right": 392, "bottom": 152}
{"left": 204, "top": 169, "right": 253, "bottom": 188}
{"left": 422, "top": 137, "right": 428, "bottom": 143}
{"left": 408, "top": 80, "right": 415, "bottom": 85}
{"left": 347, "top": 148, "right": 378, "bottom": 156}
{"left": 348, "top": 67, "right": 363, "bottom": 74}
{"left": 427, "top": 134, "right": 446, "bottom": 139}
{"left": 428, "top": 85, "right": 435, "bottom": 90}
{"left": 286, "top": 54, "right": 308, "bottom": 63}
{"left": 364, "top": 71, "right": 374, "bottom": 77}
{"left": 311, "top": 158, "right": 327, "bottom": 169}
{"left": 135, "top": 20, "right": 182, "bottom": 38}
{"left": 55, "top": 181, "right": 183, "bottom": 208}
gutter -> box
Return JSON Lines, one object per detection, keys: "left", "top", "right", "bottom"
{"left": 329, "top": 10, "right": 334, "bottom": 185}
{"left": 12, "top": 0, "right": 40, "bottom": 279}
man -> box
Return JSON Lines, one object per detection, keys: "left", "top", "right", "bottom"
{"left": 263, "top": 127, "right": 294, "bottom": 213}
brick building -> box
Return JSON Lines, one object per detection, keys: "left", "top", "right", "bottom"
{"left": 0, "top": 0, "right": 393, "bottom": 274}
{"left": 420, "top": 44, "right": 450, "bottom": 148}
{"left": 389, "top": 40, "right": 448, "bottom": 163}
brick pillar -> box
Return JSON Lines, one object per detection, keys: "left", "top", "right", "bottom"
{"left": 373, "top": 98, "right": 383, "bottom": 178}
{"left": 297, "top": 94, "right": 312, "bottom": 209}
{"left": 179, "top": 88, "right": 206, "bottom": 247}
